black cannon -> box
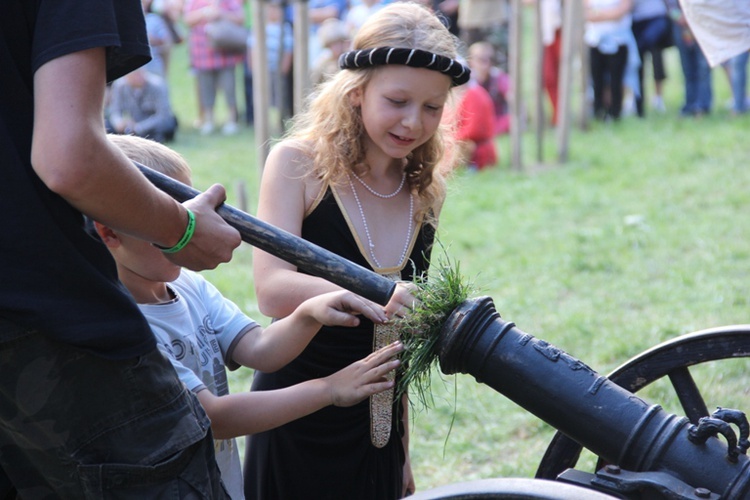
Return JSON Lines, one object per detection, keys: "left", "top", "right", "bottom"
{"left": 424, "top": 297, "right": 750, "bottom": 499}
{"left": 143, "top": 165, "right": 750, "bottom": 499}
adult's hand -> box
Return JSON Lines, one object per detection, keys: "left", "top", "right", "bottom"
{"left": 164, "top": 183, "right": 241, "bottom": 270}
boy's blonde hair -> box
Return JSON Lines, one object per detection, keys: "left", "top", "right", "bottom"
{"left": 108, "top": 134, "right": 192, "bottom": 184}
{"left": 284, "top": 2, "right": 462, "bottom": 222}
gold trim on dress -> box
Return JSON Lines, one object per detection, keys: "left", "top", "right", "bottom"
{"left": 370, "top": 271, "right": 402, "bottom": 448}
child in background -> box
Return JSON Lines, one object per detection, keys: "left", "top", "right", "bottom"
{"left": 245, "top": 3, "right": 470, "bottom": 498}
{"left": 107, "top": 66, "right": 179, "bottom": 143}
{"left": 468, "top": 41, "right": 511, "bottom": 135}
{"left": 94, "top": 134, "right": 403, "bottom": 500}
{"left": 310, "top": 18, "right": 351, "bottom": 86}
{"left": 454, "top": 79, "right": 498, "bottom": 170}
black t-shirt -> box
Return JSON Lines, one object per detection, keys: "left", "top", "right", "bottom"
{"left": 0, "top": 0, "right": 156, "bottom": 358}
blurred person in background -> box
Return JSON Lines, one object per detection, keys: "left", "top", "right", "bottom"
{"left": 584, "top": 0, "right": 633, "bottom": 121}
{"left": 184, "top": 0, "right": 246, "bottom": 135}
{"left": 458, "top": 0, "right": 510, "bottom": 68}
{"left": 630, "top": 0, "right": 672, "bottom": 116}
{"left": 107, "top": 66, "right": 179, "bottom": 143}
{"left": 311, "top": 18, "right": 351, "bottom": 85}
{"left": 468, "top": 41, "right": 511, "bottom": 135}
{"left": 665, "top": 0, "right": 712, "bottom": 117}
{"left": 729, "top": 50, "right": 749, "bottom": 115}
{"left": 454, "top": 78, "right": 498, "bottom": 171}
{"left": 248, "top": 0, "right": 294, "bottom": 124}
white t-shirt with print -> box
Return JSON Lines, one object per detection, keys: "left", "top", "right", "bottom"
{"left": 139, "top": 269, "right": 258, "bottom": 500}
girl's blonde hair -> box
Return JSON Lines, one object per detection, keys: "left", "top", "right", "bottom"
{"left": 285, "top": 2, "right": 462, "bottom": 222}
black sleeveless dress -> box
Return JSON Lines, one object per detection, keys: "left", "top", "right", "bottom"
{"left": 244, "top": 187, "right": 435, "bottom": 500}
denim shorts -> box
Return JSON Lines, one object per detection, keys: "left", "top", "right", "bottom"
{"left": 0, "top": 323, "right": 229, "bottom": 499}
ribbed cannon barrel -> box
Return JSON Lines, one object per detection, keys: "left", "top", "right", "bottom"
{"left": 438, "top": 296, "right": 750, "bottom": 498}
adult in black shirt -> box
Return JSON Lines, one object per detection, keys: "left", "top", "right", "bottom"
{"left": 0, "top": 1, "right": 240, "bottom": 497}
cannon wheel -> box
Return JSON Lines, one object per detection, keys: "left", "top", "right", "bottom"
{"left": 409, "top": 478, "right": 618, "bottom": 499}
{"left": 536, "top": 324, "right": 750, "bottom": 480}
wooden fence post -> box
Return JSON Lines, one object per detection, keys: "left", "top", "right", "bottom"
{"left": 555, "top": 0, "right": 580, "bottom": 163}
{"left": 292, "top": 0, "right": 310, "bottom": 116}
{"left": 534, "top": 0, "right": 545, "bottom": 163}
{"left": 509, "top": 0, "right": 524, "bottom": 171}
{"left": 251, "top": 0, "right": 270, "bottom": 170}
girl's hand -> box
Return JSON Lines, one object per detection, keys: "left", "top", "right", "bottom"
{"left": 384, "top": 281, "right": 419, "bottom": 320}
{"left": 327, "top": 341, "right": 404, "bottom": 407}
{"left": 303, "top": 290, "right": 388, "bottom": 327}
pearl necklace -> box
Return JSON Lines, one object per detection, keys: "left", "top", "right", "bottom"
{"left": 348, "top": 175, "right": 414, "bottom": 269}
{"left": 352, "top": 171, "right": 406, "bottom": 199}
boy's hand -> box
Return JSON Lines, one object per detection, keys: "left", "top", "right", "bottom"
{"left": 327, "top": 341, "right": 403, "bottom": 407}
{"left": 303, "top": 291, "right": 389, "bottom": 327}
{"left": 384, "top": 282, "right": 419, "bottom": 320}
{"left": 164, "top": 184, "right": 241, "bottom": 270}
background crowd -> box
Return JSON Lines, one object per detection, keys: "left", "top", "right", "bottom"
{"left": 109, "top": 0, "right": 749, "bottom": 171}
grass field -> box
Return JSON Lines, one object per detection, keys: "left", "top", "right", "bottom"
{"left": 160, "top": 36, "right": 750, "bottom": 491}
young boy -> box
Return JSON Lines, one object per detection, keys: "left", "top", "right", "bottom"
{"left": 94, "top": 134, "right": 402, "bottom": 499}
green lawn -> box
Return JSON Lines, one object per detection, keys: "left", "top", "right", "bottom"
{"left": 161, "top": 38, "right": 750, "bottom": 490}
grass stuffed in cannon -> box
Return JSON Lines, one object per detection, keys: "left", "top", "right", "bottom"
{"left": 141, "top": 163, "right": 750, "bottom": 500}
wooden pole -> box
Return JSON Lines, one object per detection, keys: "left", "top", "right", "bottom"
{"left": 509, "top": 0, "right": 524, "bottom": 171}
{"left": 555, "top": 0, "right": 579, "bottom": 163}
{"left": 292, "top": 0, "right": 310, "bottom": 115}
{"left": 578, "top": 12, "right": 590, "bottom": 131}
{"left": 251, "top": 0, "right": 271, "bottom": 169}
{"left": 274, "top": 1, "right": 286, "bottom": 134}
{"left": 534, "top": 0, "right": 545, "bottom": 163}
{"left": 235, "top": 180, "right": 248, "bottom": 212}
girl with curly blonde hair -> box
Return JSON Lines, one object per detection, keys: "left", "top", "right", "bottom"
{"left": 245, "top": 3, "right": 469, "bottom": 498}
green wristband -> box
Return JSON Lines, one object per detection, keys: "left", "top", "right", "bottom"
{"left": 157, "top": 209, "right": 196, "bottom": 254}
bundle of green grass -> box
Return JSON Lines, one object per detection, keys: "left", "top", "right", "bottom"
{"left": 395, "top": 246, "right": 477, "bottom": 409}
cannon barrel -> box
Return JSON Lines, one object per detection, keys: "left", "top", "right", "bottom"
{"left": 144, "top": 165, "right": 750, "bottom": 497}
{"left": 137, "top": 162, "right": 396, "bottom": 306}
{"left": 439, "top": 296, "right": 750, "bottom": 498}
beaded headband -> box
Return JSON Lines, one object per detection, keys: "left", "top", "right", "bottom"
{"left": 338, "top": 47, "right": 471, "bottom": 87}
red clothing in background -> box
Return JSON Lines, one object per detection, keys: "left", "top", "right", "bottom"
{"left": 455, "top": 81, "right": 498, "bottom": 170}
